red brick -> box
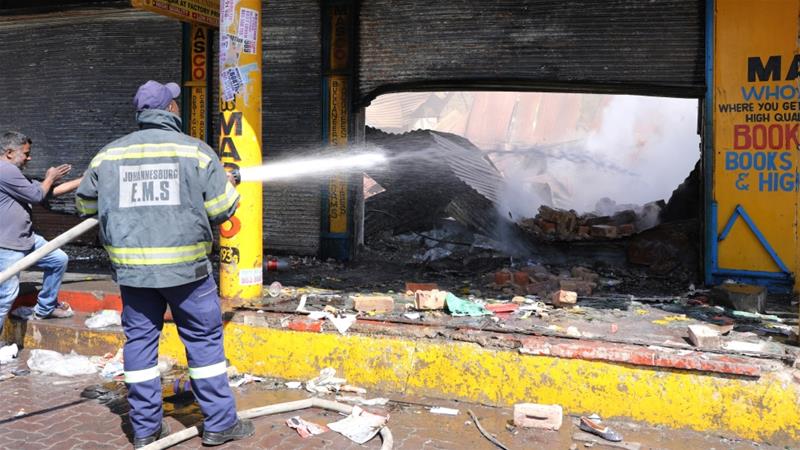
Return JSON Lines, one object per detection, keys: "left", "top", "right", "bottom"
{"left": 559, "top": 278, "right": 595, "bottom": 296}
{"left": 590, "top": 224, "right": 618, "bottom": 238}
{"left": 551, "top": 290, "right": 577, "bottom": 308}
{"left": 618, "top": 223, "right": 636, "bottom": 236}
{"left": 353, "top": 295, "right": 394, "bottom": 313}
{"left": 513, "top": 271, "right": 530, "bottom": 287}
{"left": 414, "top": 290, "right": 447, "bottom": 310}
{"left": 405, "top": 282, "right": 439, "bottom": 292}
{"left": 495, "top": 270, "right": 512, "bottom": 285}
{"left": 539, "top": 220, "right": 557, "bottom": 234}
{"left": 513, "top": 403, "right": 563, "bottom": 430}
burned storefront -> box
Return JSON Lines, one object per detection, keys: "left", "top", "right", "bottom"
{"left": 359, "top": 92, "right": 703, "bottom": 297}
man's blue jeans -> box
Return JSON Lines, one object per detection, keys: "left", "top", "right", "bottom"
{"left": 0, "top": 234, "right": 69, "bottom": 333}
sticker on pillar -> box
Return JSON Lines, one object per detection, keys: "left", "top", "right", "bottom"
{"left": 237, "top": 8, "right": 259, "bottom": 54}
{"left": 221, "top": 67, "right": 244, "bottom": 101}
{"left": 239, "top": 268, "right": 263, "bottom": 286}
{"left": 220, "top": 0, "right": 234, "bottom": 27}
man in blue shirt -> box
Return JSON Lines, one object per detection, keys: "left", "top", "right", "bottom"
{"left": 0, "top": 131, "right": 82, "bottom": 341}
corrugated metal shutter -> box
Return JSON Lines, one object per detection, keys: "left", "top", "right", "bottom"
{"left": 0, "top": 5, "right": 324, "bottom": 255}
{"left": 260, "top": 1, "right": 323, "bottom": 255}
{"left": 0, "top": 8, "right": 181, "bottom": 211}
{"left": 359, "top": 0, "right": 705, "bottom": 103}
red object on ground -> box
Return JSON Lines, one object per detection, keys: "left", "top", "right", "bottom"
{"left": 287, "top": 319, "right": 324, "bottom": 333}
{"left": 405, "top": 282, "right": 439, "bottom": 292}
{"left": 495, "top": 271, "right": 512, "bottom": 285}
{"left": 513, "top": 271, "right": 530, "bottom": 287}
{"left": 485, "top": 303, "right": 519, "bottom": 314}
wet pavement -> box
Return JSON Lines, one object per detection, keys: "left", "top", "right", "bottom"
{"left": 0, "top": 351, "right": 787, "bottom": 450}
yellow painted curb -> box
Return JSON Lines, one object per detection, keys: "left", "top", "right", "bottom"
{"left": 7, "top": 318, "right": 799, "bottom": 444}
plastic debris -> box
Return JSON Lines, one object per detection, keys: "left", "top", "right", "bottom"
{"left": 229, "top": 373, "right": 264, "bottom": 388}
{"left": 327, "top": 405, "right": 389, "bottom": 444}
{"left": 430, "top": 407, "right": 459, "bottom": 415}
{"left": 306, "top": 367, "right": 346, "bottom": 394}
{"left": 285, "top": 381, "right": 302, "bottom": 389}
{"left": 268, "top": 281, "right": 283, "bottom": 298}
{"left": 0, "top": 343, "right": 18, "bottom": 364}
{"left": 403, "top": 312, "right": 421, "bottom": 320}
{"left": 27, "top": 349, "right": 97, "bottom": 377}
{"left": 335, "top": 396, "right": 390, "bottom": 406}
{"left": 84, "top": 309, "right": 122, "bottom": 329}
{"left": 445, "top": 293, "right": 491, "bottom": 317}
{"left": 287, "top": 416, "right": 328, "bottom": 438}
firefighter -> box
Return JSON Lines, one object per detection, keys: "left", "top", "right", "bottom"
{"left": 76, "top": 80, "right": 254, "bottom": 448}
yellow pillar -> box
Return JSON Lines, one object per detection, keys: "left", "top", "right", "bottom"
{"left": 218, "top": 0, "right": 263, "bottom": 305}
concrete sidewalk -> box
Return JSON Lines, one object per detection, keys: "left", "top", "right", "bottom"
{"left": 0, "top": 353, "right": 777, "bottom": 450}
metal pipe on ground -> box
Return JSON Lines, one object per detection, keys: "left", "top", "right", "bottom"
{"left": 0, "top": 218, "right": 98, "bottom": 285}
{"left": 140, "top": 398, "right": 394, "bottom": 450}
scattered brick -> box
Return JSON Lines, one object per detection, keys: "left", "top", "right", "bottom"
{"left": 495, "top": 270, "right": 512, "bottom": 285}
{"left": 353, "top": 295, "right": 394, "bottom": 313}
{"left": 551, "top": 290, "right": 577, "bottom": 308}
{"left": 414, "top": 290, "right": 447, "bottom": 310}
{"left": 618, "top": 223, "right": 636, "bottom": 236}
{"left": 513, "top": 403, "right": 563, "bottom": 430}
{"left": 688, "top": 324, "right": 721, "bottom": 348}
{"left": 405, "top": 282, "right": 438, "bottom": 292}
{"left": 571, "top": 266, "right": 599, "bottom": 283}
{"left": 513, "top": 271, "right": 530, "bottom": 287}
{"left": 559, "top": 278, "right": 595, "bottom": 296}
{"left": 590, "top": 224, "right": 618, "bottom": 238}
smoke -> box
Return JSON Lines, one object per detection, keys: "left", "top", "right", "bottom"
{"left": 498, "top": 95, "right": 700, "bottom": 216}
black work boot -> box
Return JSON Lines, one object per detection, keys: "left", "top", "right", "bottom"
{"left": 201, "top": 418, "right": 255, "bottom": 446}
{"left": 133, "top": 420, "right": 170, "bottom": 448}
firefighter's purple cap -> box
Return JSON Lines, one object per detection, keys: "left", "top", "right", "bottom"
{"left": 133, "top": 80, "right": 181, "bottom": 112}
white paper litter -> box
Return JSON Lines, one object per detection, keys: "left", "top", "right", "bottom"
{"left": 403, "top": 312, "right": 421, "bottom": 320}
{"left": 0, "top": 343, "right": 18, "bottom": 364}
{"left": 327, "top": 405, "right": 388, "bottom": 444}
{"left": 27, "top": 349, "right": 97, "bottom": 377}
{"left": 430, "top": 407, "right": 459, "bottom": 415}
{"left": 285, "top": 381, "right": 302, "bottom": 389}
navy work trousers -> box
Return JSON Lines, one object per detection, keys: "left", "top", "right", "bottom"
{"left": 120, "top": 276, "right": 237, "bottom": 438}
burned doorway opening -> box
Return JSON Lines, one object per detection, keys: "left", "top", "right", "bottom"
{"left": 362, "top": 92, "right": 702, "bottom": 295}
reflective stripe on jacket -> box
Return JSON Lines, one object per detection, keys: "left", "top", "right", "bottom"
{"left": 76, "top": 109, "right": 239, "bottom": 288}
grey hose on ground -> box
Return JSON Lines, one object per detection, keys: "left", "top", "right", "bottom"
{"left": 140, "top": 397, "right": 394, "bottom": 450}
{"left": 0, "top": 218, "right": 98, "bottom": 285}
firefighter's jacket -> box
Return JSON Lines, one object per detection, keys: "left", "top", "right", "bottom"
{"left": 76, "top": 109, "right": 239, "bottom": 288}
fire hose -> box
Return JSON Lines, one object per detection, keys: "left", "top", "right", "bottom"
{"left": 0, "top": 218, "right": 98, "bottom": 285}
{"left": 140, "top": 398, "right": 394, "bottom": 450}
{"left": 0, "top": 219, "right": 394, "bottom": 449}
